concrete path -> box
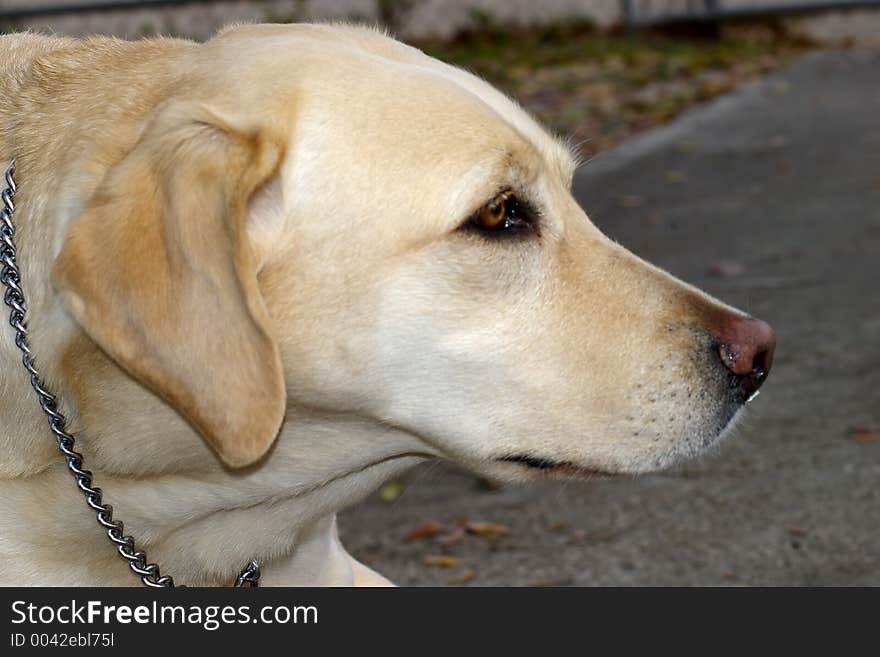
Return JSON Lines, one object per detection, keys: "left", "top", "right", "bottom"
{"left": 340, "top": 50, "right": 880, "bottom": 586}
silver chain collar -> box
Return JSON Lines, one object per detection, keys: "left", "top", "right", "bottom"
{"left": 0, "top": 159, "right": 260, "bottom": 588}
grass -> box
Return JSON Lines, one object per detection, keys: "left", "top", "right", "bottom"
{"left": 415, "top": 22, "right": 811, "bottom": 159}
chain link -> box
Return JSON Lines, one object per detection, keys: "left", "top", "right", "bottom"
{"left": 234, "top": 560, "right": 261, "bottom": 587}
{"left": 0, "top": 160, "right": 259, "bottom": 588}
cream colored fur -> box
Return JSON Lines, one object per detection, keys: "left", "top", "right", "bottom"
{"left": 0, "top": 24, "right": 753, "bottom": 586}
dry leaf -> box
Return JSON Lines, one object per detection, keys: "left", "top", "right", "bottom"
{"left": 465, "top": 521, "right": 510, "bottom": 538}
{"left": 708, "top": 260, "right": 746, "bottom": 278}
{"left": 530, "top": 577, "right": 573, "bottom": 587}
{"left": 437, "top": 526, "right": 466, "bottom": 547}
{"left": 849, "top": 425, "right": 880, "bottom": 443}
{"left": 476, "top": 477, "right": 502, "bottom": 491}
{"left": 379, "top": 480, "right": 404, "bottom": 503}
{"left": 424, "top": 555, "right": 461, "bottom": 568}
{"left": 786, "top": 526, "right": 807, "bottom": 538}
{"left": 406, "top": 520, "right": 445, "bottom": 542}
{"left": 447, "top": 569, "right": 478, "bottom": 584}
{"left": 618, "top": 195, "right": 644, "bottom": 208}
{"left": 772, "top": 81, "right": 791, "bottom": 95}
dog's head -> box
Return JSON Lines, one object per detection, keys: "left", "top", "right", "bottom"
{"left": 53, "top": 24, "right": 774, "bottom": 481}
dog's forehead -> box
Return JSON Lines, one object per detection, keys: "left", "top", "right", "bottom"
{"left": 212, "top": 24, "right": 576, "bottom": 186}
{"left": 409, "top": 53, "right": 577, "bottom": 186}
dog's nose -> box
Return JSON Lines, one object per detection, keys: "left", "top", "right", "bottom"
{"left": 714, "top": 316, "right": 776, "bottom": 397}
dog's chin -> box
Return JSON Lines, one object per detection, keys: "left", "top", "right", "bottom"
{"left": 710, "top": 399, "right": 747, "bottom": 447}
{"left": 484, "top": 401, "right": 750, "bottom": 483}
{"left": 489, "top": 455, "right": 626, "bottom": 482}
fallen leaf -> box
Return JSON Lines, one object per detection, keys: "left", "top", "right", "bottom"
{"left": 530, "top": 576, "right": 573, "bottom": 587}
{"left": 618, "top": 195, "right": 644, "bottom": 208}
{"left": 379, "top": 480, "right": 404, "bottom": 503}
{"left": 437, "top": 525, "right": 466, "bottom": 547}
{"left": 786, "top": 526, "right": 807, "bottom": 538}
{"left": 476, "top": 477, "right": 503, "bottom": 491}
{"left": 664, "top": 170, "right": 687, "bottom": 184}
{"left": 708, "top": 260, "right": 746, "bottom": 278}
{"left": 447, "top": 569, "right": 478, "bottom": 584}
{"left": 465, "top": 521, "right": 510, "bottom": 538}
{"left": 423, "top": 556, "right": 461, "bottom": 568}
{"left": 406, "top": 520, "right": 445, "bottom": 542}
{"left": 772, "top": 81, "right": 791, "bottom": 95}
{"left": 849, "top": 425, "right": 880, "bottom": 443}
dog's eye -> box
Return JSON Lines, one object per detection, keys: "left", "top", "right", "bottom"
{"left": 464, "top": 192, "right": 537, "bottom": 237}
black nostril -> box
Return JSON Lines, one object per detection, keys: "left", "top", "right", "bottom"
{"left": 716, "top": 342, "right": 771, "bottom": 400}
{"left": 737, "top": 349, "right": 772, "bottom": 400}
{"left": 751, "top": 349, "right": 770, "bottom": 382}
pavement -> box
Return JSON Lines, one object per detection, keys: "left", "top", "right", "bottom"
{"left": 339, "top": 50, "right": 880, "bottom": 586}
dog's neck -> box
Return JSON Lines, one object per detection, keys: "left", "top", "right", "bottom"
{"left": 0, "top": 156, "right": 429, "bottom": 585}
{"left": 1, "top": 381, "right": 427, "bottom": 585}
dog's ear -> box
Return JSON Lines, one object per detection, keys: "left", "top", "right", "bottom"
{"left": 53, "top": 101, "right": 286, "bottom": 467}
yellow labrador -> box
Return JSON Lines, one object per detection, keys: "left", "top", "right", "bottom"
{"left": 0, "top": 23, "right": 774, "bottom": 586}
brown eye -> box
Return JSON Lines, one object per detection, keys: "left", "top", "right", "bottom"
{"left": 466, "top": 191, "right": 537, "bottom": 237}
{"left": 479, "top": 195, "right": 509, "bottom": 230}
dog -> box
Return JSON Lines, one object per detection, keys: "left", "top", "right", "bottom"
{"left": 0, "top": 23, "right": 775, "bottom": 586}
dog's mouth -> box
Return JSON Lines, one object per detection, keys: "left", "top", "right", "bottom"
{"left": 496, "top": 454, "right": 621, "bottom": 479}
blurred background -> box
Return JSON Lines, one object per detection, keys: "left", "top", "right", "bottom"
{"left": 7, "top": 0, "right": 879, "bottom": 585}
{"left": 3, "top": 1, "right": 880, "bottom": 159}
